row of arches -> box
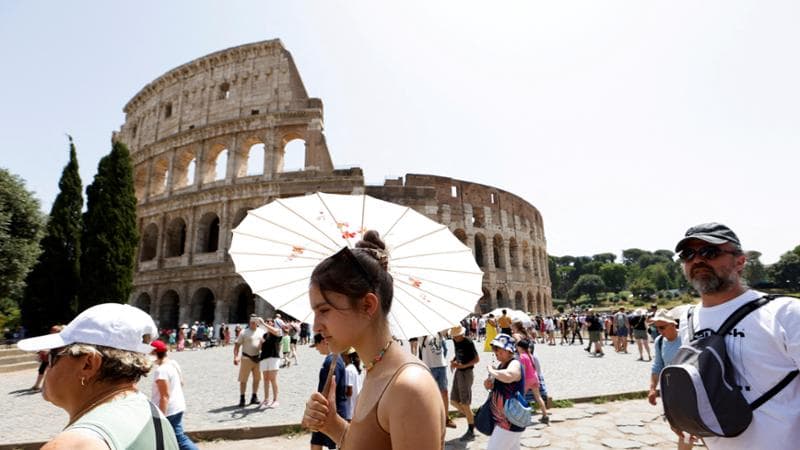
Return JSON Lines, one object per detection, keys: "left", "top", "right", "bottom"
{"left": 475, "top": 288, "right": 550, "bottom": 315}
{"left": 132, "top": 284, "right": 257, "bottom": 329}
{"left": 452, "top": 229, "right": 548, "bottom": 282}
{"left": 135, "top": 135, "right": 307, "bottom": 202}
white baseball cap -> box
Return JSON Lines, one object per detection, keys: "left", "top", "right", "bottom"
{"left": 17, "top": 303, "right": 158, "bottom": 354}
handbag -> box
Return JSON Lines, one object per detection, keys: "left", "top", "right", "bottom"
{"left": 474, "top": 395, "right": 495, "bottom": 435}
{"left": 503, "top": 360, "right": 531, "bottom": 428}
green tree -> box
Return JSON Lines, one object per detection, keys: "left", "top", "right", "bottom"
{"left": 592, "top": 252, "right": 617, "bottom": 264}
{"left": 768, "top": 246, "right": 800, "bottom": 290}
{"left": 642, "top": 263, "right": 672, "bottom": 290}
{"left": 622, "top": 248, "right": 648, "bottom": 266}
{"left": 22, "top": 137, "right": 83, "bottom": 334}
{"left": 79, "top": 141, "right": 138, "bottom": 311}
{"left": 742, "top": 251, "right": 769, "bottom": 287}
{"left": 629, "top": 276, "right": 656, "bottom": 299}
{"left": 567, "top": 274, "right": 606, "bottom": 304}
{"left": 0, "top": 168, "right": 44, "bottom": 328}
{"left": 599, "top": 262, "right": 627, "bottom": 292}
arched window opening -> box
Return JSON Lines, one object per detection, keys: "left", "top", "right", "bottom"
{"left": 509, "top": 238, "right": 519, "bottom": 267}
{"left": 218, "top": 82, "right": 231, "bottom": 100}
{"left": 493, "top": 234, "right": 505, "bottom": 269}
{"left": 140, "top": 223, "right": 159, "bottom": 261}
{"left": 472, "top": 207, "right": 485, "bottom": 228}
{"left": 214, "top": 149, "right": 228, "bottom": 181}
{"left": 159, "top": 290, "right": 180, "bottom": 329}
{"left": 196, "top": 212, "right": 221, "bottom": 253}
{"left": 474, "top": 233, "right": 486, "bottom": 268}
{"left": 478, "top": 288, "right": 490, "bottom": 314}
{"left": 165, "top": 218, "right": 187, "bottom": 257}
{"left": 191, "top": 288, "right": 216, "bottom": 325}
{"left": 453, "top": 229, "right": 467, "bottom": 245}
{"left": 280, "top": 138, "right": 305, "bottom": 172}
{"left": 247, "top": 143, "right": 265, "bottom": 175}
{"left": 135, "top": 293, "right": 152, "bottom": 314}
{"left": 152, "top": 158, "right": 169, "bottom": 195}
{"left": 522, "top": 241, "right": 531, "bottom": 271}
{"left": 134, "top": 166, "right": 147, "bottom": 202}
{"left": 527, "top": 292, "right": 535, "bottom": 314}
{"left": 230, "top": 284, "right": 256, "bottom": 323}
{"left": 173, "top": 149, "right": 196, "bottom": 189}
{"left": 514, "top": 292, "right": 523, "bottom": 311}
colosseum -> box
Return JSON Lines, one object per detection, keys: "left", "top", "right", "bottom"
{"left": 116, "top": 39, "right": 552, "bottom": 329}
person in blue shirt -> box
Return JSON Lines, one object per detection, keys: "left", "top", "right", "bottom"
{"left": 310, "top": 333, "right": 347, "bottom": 450}
{"left": 648, "top": 309, "right": 682, "bottom": 405}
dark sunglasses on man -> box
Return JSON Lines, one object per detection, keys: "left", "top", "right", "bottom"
{"left": 677, "top": 245, "right": 739, "bottom": 262}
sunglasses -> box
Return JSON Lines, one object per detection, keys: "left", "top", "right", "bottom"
{"left": 48, "top": 347, "right": 68, "bottom": 367}
{"left": 677, "top": 245, "right": 739, "bottom": 262}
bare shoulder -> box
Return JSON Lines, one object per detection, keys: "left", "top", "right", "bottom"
{"left": 42, "top": 431, "right": 110, "bottom": 450}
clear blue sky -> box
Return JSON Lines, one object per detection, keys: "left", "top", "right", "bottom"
{"left": 1, "top": 1, "right": 798, "bottom": 264}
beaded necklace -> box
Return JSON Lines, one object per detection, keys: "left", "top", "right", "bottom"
{"left": 364, "top": 340, "right": 393, "bottom": 372}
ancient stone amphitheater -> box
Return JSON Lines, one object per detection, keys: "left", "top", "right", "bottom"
{"left": 116, "top": 40, "right": 552, "bottom": 329}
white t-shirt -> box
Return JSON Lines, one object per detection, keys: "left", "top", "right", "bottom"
{"left": 344, "top": 363, "right": 362, "bottom": 420}
{"left": 150, "top": 359, "right": 186, "bottom": 417}
{"left": 479, "top": 318, "right": 486, "bottom": 329}
{"left": 418, "top": 335, "right": 447, "bottom": 369}
{"left": 678, "top": 290, "right": 800, "bottom": 450}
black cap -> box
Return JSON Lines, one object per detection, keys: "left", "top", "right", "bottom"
{"left": 310, "top": 333, "right": 323, "bottom": 348}
{"left": 675, "top": 222, "right": 741, "bottom": 252}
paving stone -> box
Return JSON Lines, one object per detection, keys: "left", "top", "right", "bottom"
{"left": 547, "top": 414, "right": 567, "bottom": 423}
{"left": 522, "top": 428, "right": 543, "bottom": 438}
{"left": 632, "top": 435, "right": 666, "bottom": 446}
{"left": 618, "top": 426, "right": 649, "bottom": 435}
{"left": 614, "top": 418, "right": 644, "bottom": 427}
{"left": 563, "top": 410, "right": 594, "bottom": 420}
{"left": 521, "top": 437, "right": 551, "bottom": 448}
{"left": 601, "top": 438, "right": 643, "bottom": 449}
{"left": 585, "top": 406, "right": 609, "bottom": 415}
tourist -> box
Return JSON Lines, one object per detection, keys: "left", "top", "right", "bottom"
{"left": 450, "top": 325, "right": 480, "bottom": 441}
{"left": 308, "top": 333, "right": 347, "bottom": 449}
{"left": 412, "top": 331, "right": 456, "bottom": 429}
{"left": 342, "top": 348, "right": 363, "bottom": 422}
{"left": 647, "top": 309, "right": 681, "bottom": 406}
{"left": 613, "top": 307, "right": 630, "bottom": 353}
{"left": 584, "top": 310, "right": 604, "bottom": 357}
{"left": 257, "top": 317, "right": 284, "bottom": 409}
{"left": 669, "top": 223, "right": 800, "bottom": 449}
{"left": 516, "top": 339, "right": 548, "bottom": 424}
{"left": 629, "top": 308, "right": 651, "bottom": 361}
{"left": 150, "top": 340, "right": 198, "bottom": 450}
{"left": 483, "top": 334, "right": 525, "bottom": 449}
{"left": 301, "top": 231, "right": 445, "bottom": 449}
{"left": 497, "top": 309, "right": 513, "bottom": 335}
{"left": 177, "top": 324, "right": 187, "bottom": 352}
{"left": 483, "top": 313, "right": 498, "bottom": 352}
{"left": 233, "top": 314, "right": 264, "bottom": 407}
{"left": 17, "top": 303, "right": 179, "bottom": 449}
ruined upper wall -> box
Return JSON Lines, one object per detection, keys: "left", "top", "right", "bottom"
{"left": 118, "top": 39, "right": 323, "bottom": 153}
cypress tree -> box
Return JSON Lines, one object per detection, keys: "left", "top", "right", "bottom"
{"left": 22, "top": 136, "right": 83, "bottom": 334}
{"left": 79, "top": 140, "right": 138, "bottom": 311}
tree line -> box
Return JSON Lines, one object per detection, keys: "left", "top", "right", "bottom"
{"left": 549, "top": 245, "right": 800, "bottom": 306}
{"left": 0, "top": 138, "right": 138, "bottom": 336}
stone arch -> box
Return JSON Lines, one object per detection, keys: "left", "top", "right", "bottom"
{"left": 453, "top": 228, "right": 467, "bottom": 245}
{"left": 472, "top": 207, "right": 485, "bottom": 228}
{"left": 172, "top": 147, "right": 197, "bottom": 189}
{"left": 232, "top": 207, "right": 250, "bottom": 229}
{"left": 165, "top": 217, "right": 187, "bottom": 257}
{"left": 493, "top": 234, "right": 505, "bottom": 269}
{"left": 279, "top": 134, "right": 306, "bottom": 172}
{"left": 478, "top": 287, "right": 490, "bottom": 314}
{"left": 190, "top": 287, "right": 216, "bottom": 324}
{"left": 509, "top": 237, "right": 519, "bottom": 268}
{"left": 140, "top": 223, "right": 159, "bottom": 261}
{"left": 527, "top": 291, "right": 535, "bottom": 313}
{"left": 536, "top": 291, "right": 544, "bottom": 314}
{"left": 474, "top": 233, "right": 486, "bottom": 268}
{"left": 497, "top": 288, "right": 511, "bottom": 308}
{"left": 159, "top": 290, "right": 180, "bottom": 329}
{"left": 514, "top": 291, "right": 523, "bottom": 311}
{"left": 151, "top": 157, "right": 169, "bottom": 195}
{"left": 201, "top": 142, "right": 229, "bottom": 183}
{"left": 134, "top": 165, "right": 147, "bottom": 202}
{"left": 522, "top": 241, "right": 531, "bottom": 271}
{"left": 236, "top": 136, "right": 265, "bottom": 177}
{"left": 134, "top": 292, "right": 152, "bottom": 313}
{"left": 196, "top": 212, "right": 220, "bottom": 253}
{"left": 230, "top": 283, "right": 256, "bottom": 323}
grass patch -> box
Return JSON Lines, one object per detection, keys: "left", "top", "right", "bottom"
{"left": 282, "top": 425, "right": 306, "bottom": 438}
{"left": 592, "top": 397, "right": 608, "bottom": 404}
{"left": 551, "top": 399, "right": 574, "bottom": 408}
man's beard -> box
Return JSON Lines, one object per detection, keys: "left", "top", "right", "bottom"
{"left": 686, "top": 264, "right": 737, "bottom": 295}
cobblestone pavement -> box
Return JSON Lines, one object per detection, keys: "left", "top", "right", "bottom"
{"left": 0, "top": 336, "right": 657, "bottom": 445}
{"left": 199, "top": 399, "right": 688, "bottom": 449}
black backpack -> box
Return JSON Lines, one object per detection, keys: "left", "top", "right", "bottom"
{"left": 660, "top": 295, "right": 799, "bottom": 438}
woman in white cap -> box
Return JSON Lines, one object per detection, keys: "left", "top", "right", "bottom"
{"left": 301, "top": 231, "right": 445, "bottom": 449}
{"left": 483, "top": 333, "right": 525, "bottom": 450}
{"left": 17, "top": 303, "right": 178, "bottom": 450}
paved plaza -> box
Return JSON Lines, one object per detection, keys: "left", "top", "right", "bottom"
{"left": 1, "top": 337, "right": 660, "bottom": 447}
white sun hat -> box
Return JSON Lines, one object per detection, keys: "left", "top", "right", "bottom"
{"left": 17, "top": 303, "right": 158, "bottom": 354}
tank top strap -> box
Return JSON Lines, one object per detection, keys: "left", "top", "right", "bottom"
{"left": 377, "top": 361, "right": 427, "bottom": 399}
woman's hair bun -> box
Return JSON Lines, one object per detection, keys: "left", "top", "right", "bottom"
{"left": 356, "top": 230, "right": 386, "bottom": 251}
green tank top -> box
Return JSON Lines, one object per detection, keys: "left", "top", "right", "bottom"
{"left": 66, "top": 392, "right": 179, "bottom": 450}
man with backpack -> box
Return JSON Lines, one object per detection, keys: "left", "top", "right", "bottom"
{"left": 662, "top": 222, "right": 800, "bottom": 449}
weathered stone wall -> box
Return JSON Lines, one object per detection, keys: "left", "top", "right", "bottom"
{"left": 121, "top": 40, "right": 552, "bottom": 330}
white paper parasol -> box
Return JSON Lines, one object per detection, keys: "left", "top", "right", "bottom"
{"left": 229, "top": 192, "right": 484, "bottom": 340}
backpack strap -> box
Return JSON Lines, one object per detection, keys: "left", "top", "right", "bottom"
{"left": 148, "top": 400, "right": 165, "bottom": 450}
{"left": 716, "top": 295, "right": 774, "bottom": 336}
{"left": 750, "top": 370, "right": 800, "bottom": 410}
{"left": 686, "top": 306, "right": 696, "bottom": 339}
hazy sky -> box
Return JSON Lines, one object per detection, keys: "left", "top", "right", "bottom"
{"left": 1, "top": 1, "right": 798, "bottom": 264}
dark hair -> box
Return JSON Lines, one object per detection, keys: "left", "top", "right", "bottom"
{"left": 310, "top": 230, "right": 394, "bottom": 315}
{"left": 516, "top": 338, "right": 530, "bottom": 351}
{"left": 348, "top": 351, "right": 362, "bottom": 374}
